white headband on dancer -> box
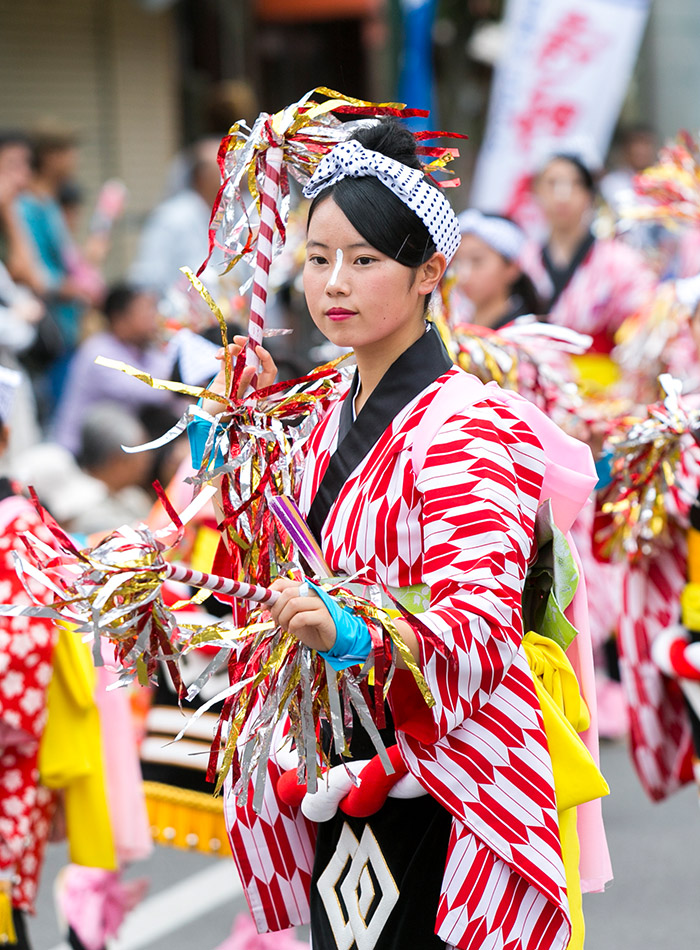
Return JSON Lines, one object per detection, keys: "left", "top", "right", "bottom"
{"left": 303, "top": 139, "right": 462, "bottom": 262}
{"left": 457, "top": 209, "right": 525, "bottom": 262}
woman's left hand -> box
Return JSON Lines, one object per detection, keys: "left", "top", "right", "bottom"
{"left": 269, "top": 577, "right": 337, "bottom": 653}
{"left": 200, "top": 335, "right": 278, "bottom": 416}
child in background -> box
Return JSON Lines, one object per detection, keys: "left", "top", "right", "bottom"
{"left": 449, "top": 210, "right": 541, "bottom": 328}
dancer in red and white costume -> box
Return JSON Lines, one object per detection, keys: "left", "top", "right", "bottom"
{"left": 521, "top": 152, "right": 657, "bottom": 352}
{"left": 0, "top": 368, "right": 58, "bottom": 948}
{"left": 214, "top": 121, "right": 610, "bottom": 950}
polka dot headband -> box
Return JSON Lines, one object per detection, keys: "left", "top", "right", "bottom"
{"left": 303, "top": 139, "right": 462, "bottom": 263}
{"left": 457, "top": 209, "right": 525, "bottom": 262}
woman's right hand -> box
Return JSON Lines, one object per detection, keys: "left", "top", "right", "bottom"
{"left": 201, "top": 335, "right": 278, "bottom": 416}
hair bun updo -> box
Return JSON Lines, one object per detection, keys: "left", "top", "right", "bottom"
{"left": 307, "top": 117, "right": 437, "bottom": 268}
{"left": 349, "top": 118, "right": 424, "bottom": 174}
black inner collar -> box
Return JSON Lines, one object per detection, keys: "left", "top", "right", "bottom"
{"left": 306, "top": 324, "right": 453, "bottom": 543}
{"left": 541, "top": 230, "right": 595, "bottom": 312}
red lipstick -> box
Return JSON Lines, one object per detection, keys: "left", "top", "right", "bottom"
{"left": 326, "top": 308, "right": 356, "bottom": 321}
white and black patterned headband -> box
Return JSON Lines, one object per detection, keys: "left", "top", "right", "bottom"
{"left": 457, "top": 209, "right": 525, "bottom": 261}
{"left": 303, "top": 139, "right": 461, "bottom": 262}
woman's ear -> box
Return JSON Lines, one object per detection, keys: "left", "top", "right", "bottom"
{"left": 416, "top": 252, "right": 447, "bottom": 296}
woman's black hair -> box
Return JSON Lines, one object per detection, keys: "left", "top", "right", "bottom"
{"left": 307, "top": 118, "right": 437, "bottom": 268}
{"left": 509, "top": 273, "right": 542, "bottom": 317}
{"left": 546, "top": 153, "right": 596, "bottom": 195}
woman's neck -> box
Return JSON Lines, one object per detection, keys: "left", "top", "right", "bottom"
{"left": 471, "top": 294, "right": 512, "bottom": 328}
{"left": 353, "top": 317, "right": 426, "bottom": 412}
{"left": 547, "top": 222, "right": 590, "bottom": 268}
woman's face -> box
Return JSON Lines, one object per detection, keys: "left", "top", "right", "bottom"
{"left": 303, "top": 196, "right": 442, "bottom": 354}
{"left": 534, "top": 158, "right": 593, "bottom": 231}
{"left": 453, "top": 233, "right": 518, "bottom": 309}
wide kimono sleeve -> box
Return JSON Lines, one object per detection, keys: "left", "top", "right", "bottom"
{"left": 398, "top": 400, "right": 545, "bottom": 742}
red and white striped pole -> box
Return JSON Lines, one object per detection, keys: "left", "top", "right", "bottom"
{"left": 246, "top": 144, "right": 284, "bottom": 381}
{"left": 165, "top": 561, "right": 280, "bottom": 606}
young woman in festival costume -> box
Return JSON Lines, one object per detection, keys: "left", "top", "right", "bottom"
{"left": 517, "top": 151, "right": 662, "bottom": 740}
{"left": 449, "top": 210, "right": 541, "bottom": 329}
{"left": 521, "top": 151, "right": 657, "bottom": 383}
{"left": 592, "top": 376, "right": 700, "bottom": 803}
{"left": 595, "top": 289, "right": 700, "bottom": 796}
{"left": 205, "top": 120, "right": 611, "bottom": 950}
{"left": 591, "top": 138, "right": 700, "bottom": 795}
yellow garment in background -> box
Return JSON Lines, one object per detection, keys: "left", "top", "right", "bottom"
{"left": 38, "top": 625, "right": 116, "bottom": 870}
{"left": 570, "top": 352, "right": 620, "bottom": 396}
{"left": 523, "top": 631, "right": 610, "bottom": 950}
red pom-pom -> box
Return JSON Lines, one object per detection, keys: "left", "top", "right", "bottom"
{"left": 340, "top": 745, "right": 408, "bottom": 818}
{"left": 276, "top": 768, "right": 307, "bottom": 807}
{"left": 669, "top": 637, "right": 700, "bottom": 681}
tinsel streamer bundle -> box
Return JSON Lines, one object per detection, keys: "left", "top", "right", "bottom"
{"left": 594, "top": 374, "right": 700, "bottom": 563}
{"left": 630, "top": 130, "right": 700, "bottom": 224}
{"left": 613, "top": 282, "right": 690, "bottom": 374}
{"left": 201, "top": 575, "right": 437, "bottom": 811}
{"left": 0, "top": 500, "right": 436, "bottom": 812}
{"left": 3, "top": 513, "right": 187, "bottom": 690}
{"left": 97, "top": 331, "right": 351, "bottom": 627}
{"left": 449, "top": 318, "right": 590, "bottom": 420}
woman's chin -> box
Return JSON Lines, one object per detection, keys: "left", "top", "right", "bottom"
{"left": 320, "top": 323, "right": 362, "bottom": 348}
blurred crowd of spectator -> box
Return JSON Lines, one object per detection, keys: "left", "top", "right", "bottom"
{"left": 0, "top": 124, "right": 241, "bottom": 534}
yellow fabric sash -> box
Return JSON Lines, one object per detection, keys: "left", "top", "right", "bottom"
{"left": 38, "top": 625, "right": 116, "bottom": 870}
{"left": 523, "top": 631, "right": 609, "bottom": 950}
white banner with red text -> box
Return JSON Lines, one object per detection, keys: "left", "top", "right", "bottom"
{"left": 469, "top": 0, "right": 651, "bottom": 230}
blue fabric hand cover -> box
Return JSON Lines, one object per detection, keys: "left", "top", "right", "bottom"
{"left": 187, "top": 413, "right": 226, "bottom": 469}
{"left": 307, "top": 580, "right": 373, "bottom": 671}
{"left": 594, "top": 449, "right": 614, "bottom": 490}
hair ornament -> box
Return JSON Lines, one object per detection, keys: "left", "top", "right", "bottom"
{"left": 304, "top": 139, "right": 462, "bottom": 262}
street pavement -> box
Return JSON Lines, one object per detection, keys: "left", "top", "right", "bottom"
{"left": 29, "top": 740, "right": 700, "bottom": 950}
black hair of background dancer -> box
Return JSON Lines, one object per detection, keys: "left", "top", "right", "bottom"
{"left": 510, "top": 272, "right": 542, "bottom": 316}
{"left": 547, "top": 153, "right": 597, "bottom": 196}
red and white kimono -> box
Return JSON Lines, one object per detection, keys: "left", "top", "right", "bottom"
{"left": 226, "top": 328, "right": 578, "bottom": 949}
{"left": 520, "top": 237, "right": 656, "bottom": 352}
{"left": 0, "top": 485, "right": 57, "bottom": 914}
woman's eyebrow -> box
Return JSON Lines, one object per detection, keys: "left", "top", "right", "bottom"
{"left": 306, "top": 240, "right": 374, "bottom": 250}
